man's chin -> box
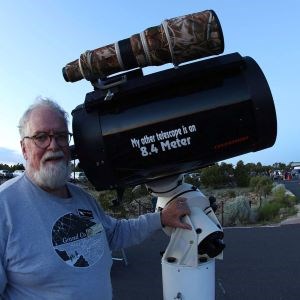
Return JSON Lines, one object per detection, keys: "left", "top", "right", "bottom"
{"left": 30, "top": 161, "right": 71, "bottom": 190}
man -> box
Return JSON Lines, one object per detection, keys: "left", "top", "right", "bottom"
{"left": 0, "top": 97, "right": 191, "bottom": 299}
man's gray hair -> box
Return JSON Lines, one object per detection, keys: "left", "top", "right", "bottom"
{"left": 18, "top": 96, "right": 69, "bottom": 138}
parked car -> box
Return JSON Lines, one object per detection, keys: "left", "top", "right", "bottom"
{"left": 78, "top": 172, "right": 88, "bottom": 182}
{"left": 271, "top": 170, "right": 284, "bottom": 180}
{"left": 184, "top": 172, "right": 201, "bottom": 184}
{"left": 0, "top": 170, "right": 14, "bottom": 179}
{"left": 190, "top": 172, "right": 201, "bottom": 179}
{"left": 13, "top": 170, "right": 25, "bottom": 177}
{"left": 291, "top": 169, "right": 300, "bottom": 179}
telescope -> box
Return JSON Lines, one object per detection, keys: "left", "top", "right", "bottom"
{"left": 63, "top": 9, "right": 277, "bottom": 300}
{"left": 71, "top": 52, "right": 276, "bottom": 191}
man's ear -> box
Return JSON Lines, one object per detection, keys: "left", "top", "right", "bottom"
{"left": 20, "top": 140, "right": 28, "bottom": 160}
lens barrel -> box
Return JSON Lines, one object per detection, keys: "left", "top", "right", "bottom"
{"left": 63, "top": 10, "right": 224, "bottom": 82}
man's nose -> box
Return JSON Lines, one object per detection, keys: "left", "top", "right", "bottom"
{"left": 48, "top": 135, "right": 60, "bottom": 149}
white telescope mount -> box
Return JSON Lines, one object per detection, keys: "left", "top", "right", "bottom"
{"left": 146, "top": 174, "right": 225, "bottom": 300}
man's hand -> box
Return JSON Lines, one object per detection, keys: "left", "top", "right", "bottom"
{"left": 160, "top": 197, "right": 192, "bottom": 230}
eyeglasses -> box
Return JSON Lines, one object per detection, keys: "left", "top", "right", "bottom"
{"left": 23, "top": 132, "right": 73, "bottom": 149}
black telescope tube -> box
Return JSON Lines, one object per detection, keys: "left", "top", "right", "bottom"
{"left": 71, "top": 53, "right": 276, "bottom": 191}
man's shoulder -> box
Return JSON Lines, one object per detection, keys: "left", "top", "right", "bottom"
{"left": 67, "top": 182, "right": 95, "bottom": 199}
{"left": 67, "top": 181, "right": 88, "bottom": 193}
{"left": 0, "top": 175, "right": 24, "bottom": 194}
{"left": 67, "top": 182, "right": 102, "bottom": 212}
{"left": 0, "top": 175, "right": 26, "bottom": 208}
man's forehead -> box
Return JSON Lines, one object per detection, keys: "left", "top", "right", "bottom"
{"left": 27, "top": 106, "right": 67, "bottom": 132}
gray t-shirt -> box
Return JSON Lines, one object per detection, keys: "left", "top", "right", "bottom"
{"left": 0, "top": 174, "right": 161, "bottom": 299}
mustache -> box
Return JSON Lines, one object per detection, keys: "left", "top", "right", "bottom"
{"left": 42, "top": 151, "right": 65, "bottom": 163}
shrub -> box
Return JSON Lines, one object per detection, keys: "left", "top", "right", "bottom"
{"left": 250, "top": 176, "right": 272, "bottom": 193}
{"left": 96, "top": 186, "right": 152, "bottom": 218}
{"left": 97, "top": 190, "right": 118, "bottom": 210}
{"left": 257, "top": 201, "right": 282, "bottom": 221}
{"left": 249, "top": 176, "right": 260, "bottom": 191}
{"left": 249, "top": 176, "right": 273, "bottom": 207}
{"left": 271, "top": 185, "right": 296, "bottom": 207}
{"left": 223, "top": 195, "right": 252, "bottom": 226}
{"left": 271, "top": 184, "right": 286, "bottom": 193}
{"left": 223, "top": 190, "right": 236, "bottom": 198}
{"left": 257, "top": 184, "right": 297, "bottom": 221}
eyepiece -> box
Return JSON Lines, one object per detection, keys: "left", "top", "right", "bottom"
{"left": 198, "top": 231, "right": 225, "bottom": 258}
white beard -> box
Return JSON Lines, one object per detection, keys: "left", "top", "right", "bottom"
{"left": 30, "top": 151, "right": 71, "bottom": 190}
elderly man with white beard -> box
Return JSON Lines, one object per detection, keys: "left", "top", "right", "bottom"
{"left": 0, "top": 97, "right": 191, "bottom": 300}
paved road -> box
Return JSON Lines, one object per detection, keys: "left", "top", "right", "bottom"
{"left": 111, "top": 179, "right": 300, "bottom": 300}
{"left": 216, "top": 225, "right": 300, "bottom": 300}
{"left": 111, "top": 223, "right": 300, "bottom": 300}
{"left": 284, "top": 178, "right": 300, "bottom": 200}
{"left": 280, "top": 179, "right": 300, "bottom": 225}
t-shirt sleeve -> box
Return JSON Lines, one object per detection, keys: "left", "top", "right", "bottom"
{"left": 0, "top": 214, "right": 8, "bottom": 295}
{"left": 75, "top": 187, "right": 162, "bottom": 251}
{"left": 0, "top": 261, "right": 7, "bottom": 295}
{"left": 101, "top": 212, "right": 162, "bottom": 251}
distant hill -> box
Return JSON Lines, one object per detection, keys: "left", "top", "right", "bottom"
{"left": 0, "top": 147, "right": 24, "bottom": 165}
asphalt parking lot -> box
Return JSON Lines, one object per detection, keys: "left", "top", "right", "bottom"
{"left": 111, "top": 224, "right": 300, "bottom": 300}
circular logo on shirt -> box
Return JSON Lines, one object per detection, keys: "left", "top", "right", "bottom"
{"left": 52, "top": 212, "right": 105, "bottom": 267}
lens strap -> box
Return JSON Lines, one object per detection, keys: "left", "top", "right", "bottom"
{"left": 162, "top": 20, "right": 177, "bottom": 67}
{"left": 139, "top": 31, "right": 152, "bottom": 65}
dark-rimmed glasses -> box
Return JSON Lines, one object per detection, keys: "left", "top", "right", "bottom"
{"left": 23, "top": 132, "right": 73, "bottom": 149}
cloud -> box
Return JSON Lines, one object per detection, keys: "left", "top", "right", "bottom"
{"left": 0, "top": 147, "right": 25, "bottom": 165}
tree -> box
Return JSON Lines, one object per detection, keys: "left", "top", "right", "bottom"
{"left": 0, "top": 163, "right": 25, "bottom": 172}
{"left": 200, "top": 164, "right": 228, "bottom": 188}
{"left": 249, "top": 176, "right": 273, "bottom": 207}
{"left": 272, "top": 162, "right": 286, "bottom": 171}
{"left": 234, "top": 160, "right": 250, "bottom": 187}
{"left": 0, "top": 163, "right": 10, "bottom": 171}
{"left": 10, "top": 163, "right": 25, "bottom": 171}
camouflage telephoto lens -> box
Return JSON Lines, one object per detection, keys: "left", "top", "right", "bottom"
{"left": 62, "top": 10, "right": 224, "bottom": 82}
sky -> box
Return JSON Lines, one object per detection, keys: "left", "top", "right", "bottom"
{"left": 0, "top": 0, "right": 299, "bottom": 167}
